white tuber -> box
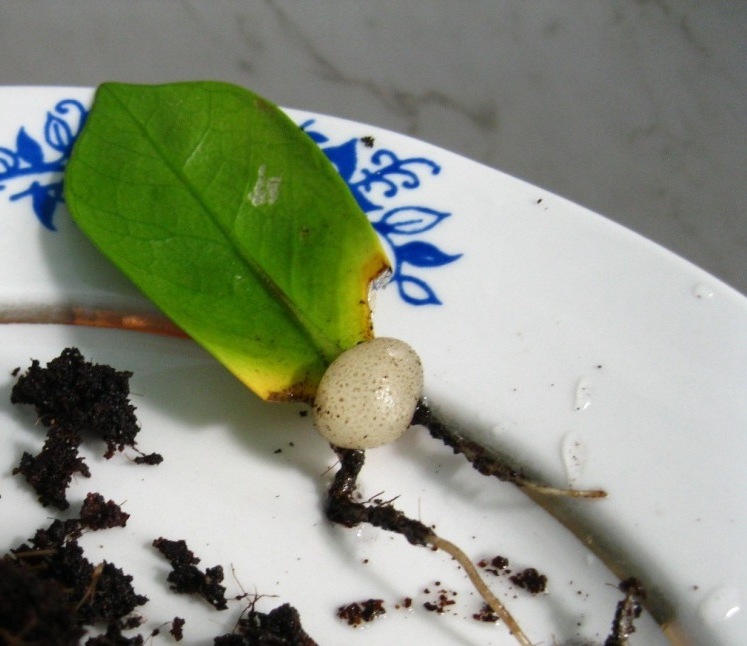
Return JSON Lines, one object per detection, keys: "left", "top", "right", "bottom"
{"left": 312, "top": 337, "right": 424, "bottom": 450}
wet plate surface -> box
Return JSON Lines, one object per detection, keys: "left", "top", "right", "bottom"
{"left": 1, "top": 87, "right": 746, "bottom": 644}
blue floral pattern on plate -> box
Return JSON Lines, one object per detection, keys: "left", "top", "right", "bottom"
{"left": 303, "top": 121, "right": 461, "bottom": 306}
{"left": 1, "top": 99, "right": 460, "bottom": 305}
{"left": 0, "top": 99, "right": 87, "bottom": 231}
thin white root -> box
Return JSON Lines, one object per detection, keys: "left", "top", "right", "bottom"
{"left": 662, "top": 621, "right": 695, "bottom": 646}
{"left": 518, "top": 479, "right": 607, "bottom": 499}
{"left": 429, "top": 534, "right": 534, "bottom": 646}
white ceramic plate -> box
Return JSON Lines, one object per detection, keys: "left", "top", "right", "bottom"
{"left": 1, "top": 86, "right": 745, "bottom": 645}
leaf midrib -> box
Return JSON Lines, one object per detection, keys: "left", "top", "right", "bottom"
{"left": 109, "top": 88, "right": 341, "bottom": 365}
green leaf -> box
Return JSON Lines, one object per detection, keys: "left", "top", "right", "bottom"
{"left": 65, "top": 82, "right": 390, "bottom": 402}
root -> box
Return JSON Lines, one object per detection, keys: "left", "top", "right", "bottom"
{"left": 429, "top": 535, "right": 533, "bottom": 645}
{"left": 412, "top": 401, "right": 691, "bottom": 646}
{"left": 412, "top": 401, "right": 605, "bottom": 498}
{"left": 75, "top": 562, "right": 104, "bottom": 611}
{"left": 325, "top": 446, "right": 534, "bottom": 646}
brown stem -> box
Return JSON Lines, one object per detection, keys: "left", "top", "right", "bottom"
{"left": 325, "top": 446, "right": 534, "bottom": 646}
{"left": 0, "top": 305, "right": 186, "bottom": 337}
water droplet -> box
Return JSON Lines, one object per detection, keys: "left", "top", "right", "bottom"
{"left": 699, "top": 585, "right": 741, "bottom": 624}
{"left": 561, "top": 431, "right": 586, "bottom": 486}
{"left": 693, "top": 284, "right": 715, "bottom": 300}
{"left": 574, "top": 377, "right": 592, "bottom": 411}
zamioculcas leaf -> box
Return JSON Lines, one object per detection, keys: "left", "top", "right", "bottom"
{"left": 65, "top": 82, "right": 390, "bottom": 402}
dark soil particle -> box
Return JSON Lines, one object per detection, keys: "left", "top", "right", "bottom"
{"left": 10, "top": 348, "right": 160, "bottom": 510}
{"left": 472, "top": 603, "right": 500, "bottom": 623}
{"left": 133, "top": 451, "right": 163, "bottom": 465}
{"left": 605, "top": 577, "right": 646, "bottom": 645}
{"left": 397, "top": 597, "right": 413, "bottom": 609}
{"left": 11, "top": 347, "right": 141, "bottom": 458}
{"left": 336, "top": 599, "right": 386, "bottom": 626}
{"left": 80, "top": 492, "right": 130, "bottom": 531}
{"left": 478, "top": 554, "right": 511, "bottom": 577}
{"left": 6, "top": 517, "right": 147, "bottom": 631}
{"left": 423, "top": 588, "right": 458, "bottom": 614}
{"left": 0, "top": 557, "right": 85, "bottom": 645}
{"left": 84, "top": 622, "right": 145, "bottom": 645}
{"left": 170, "top": 616, "right": 186, "bottom": 641}
{"left": 509, "top": 567, "right": 548, "bottom": 595}
{"left": 12, "top": 425, "right": 90, "bottom": 509}
{"left": 215, "top": 602, "right": 318, "bottom": 645}
{"left": 152, "top": 537, "right": 199, "bottom": 567}
{"left": 152, "top": 538, "right": 228, "bottom": 610}
{"left": 81, "top": 561, "right": 146, "bottom": 625}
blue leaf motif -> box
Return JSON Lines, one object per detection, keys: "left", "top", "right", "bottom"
{"left": 395, "top": 240, "right": 462, "bottom": 268}
{"left": 299, "top": 119, "right": 329, "bottom": 144}
{"left": 45, "top": 113, "right": 74, "bottom": 154}
{"left": 31, "top": 183, "right": 60, "bottom": 231}
{"left": 320, "top": 138, "right": 380, "bottom": 212}
{"left": 397, "top": 275, "right": 442, "bottom": 306}
{"left": 10, "top": 181, "right": 62, "bottom": 231}
{"left": 375, "top": 206, "right": 450, "bottom": 235}
{"left": 322, "top": 139, "right": 358, "bottom": 183}
{"left": 0, "top": 147, "right": 18, "bottom": 174}
{"left": 16, "top": 128, "right": 44, "bottom": 166}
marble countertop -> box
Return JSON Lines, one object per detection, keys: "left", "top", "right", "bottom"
{"left": 1, "top": 0, "right": 745, "bottom": 295}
